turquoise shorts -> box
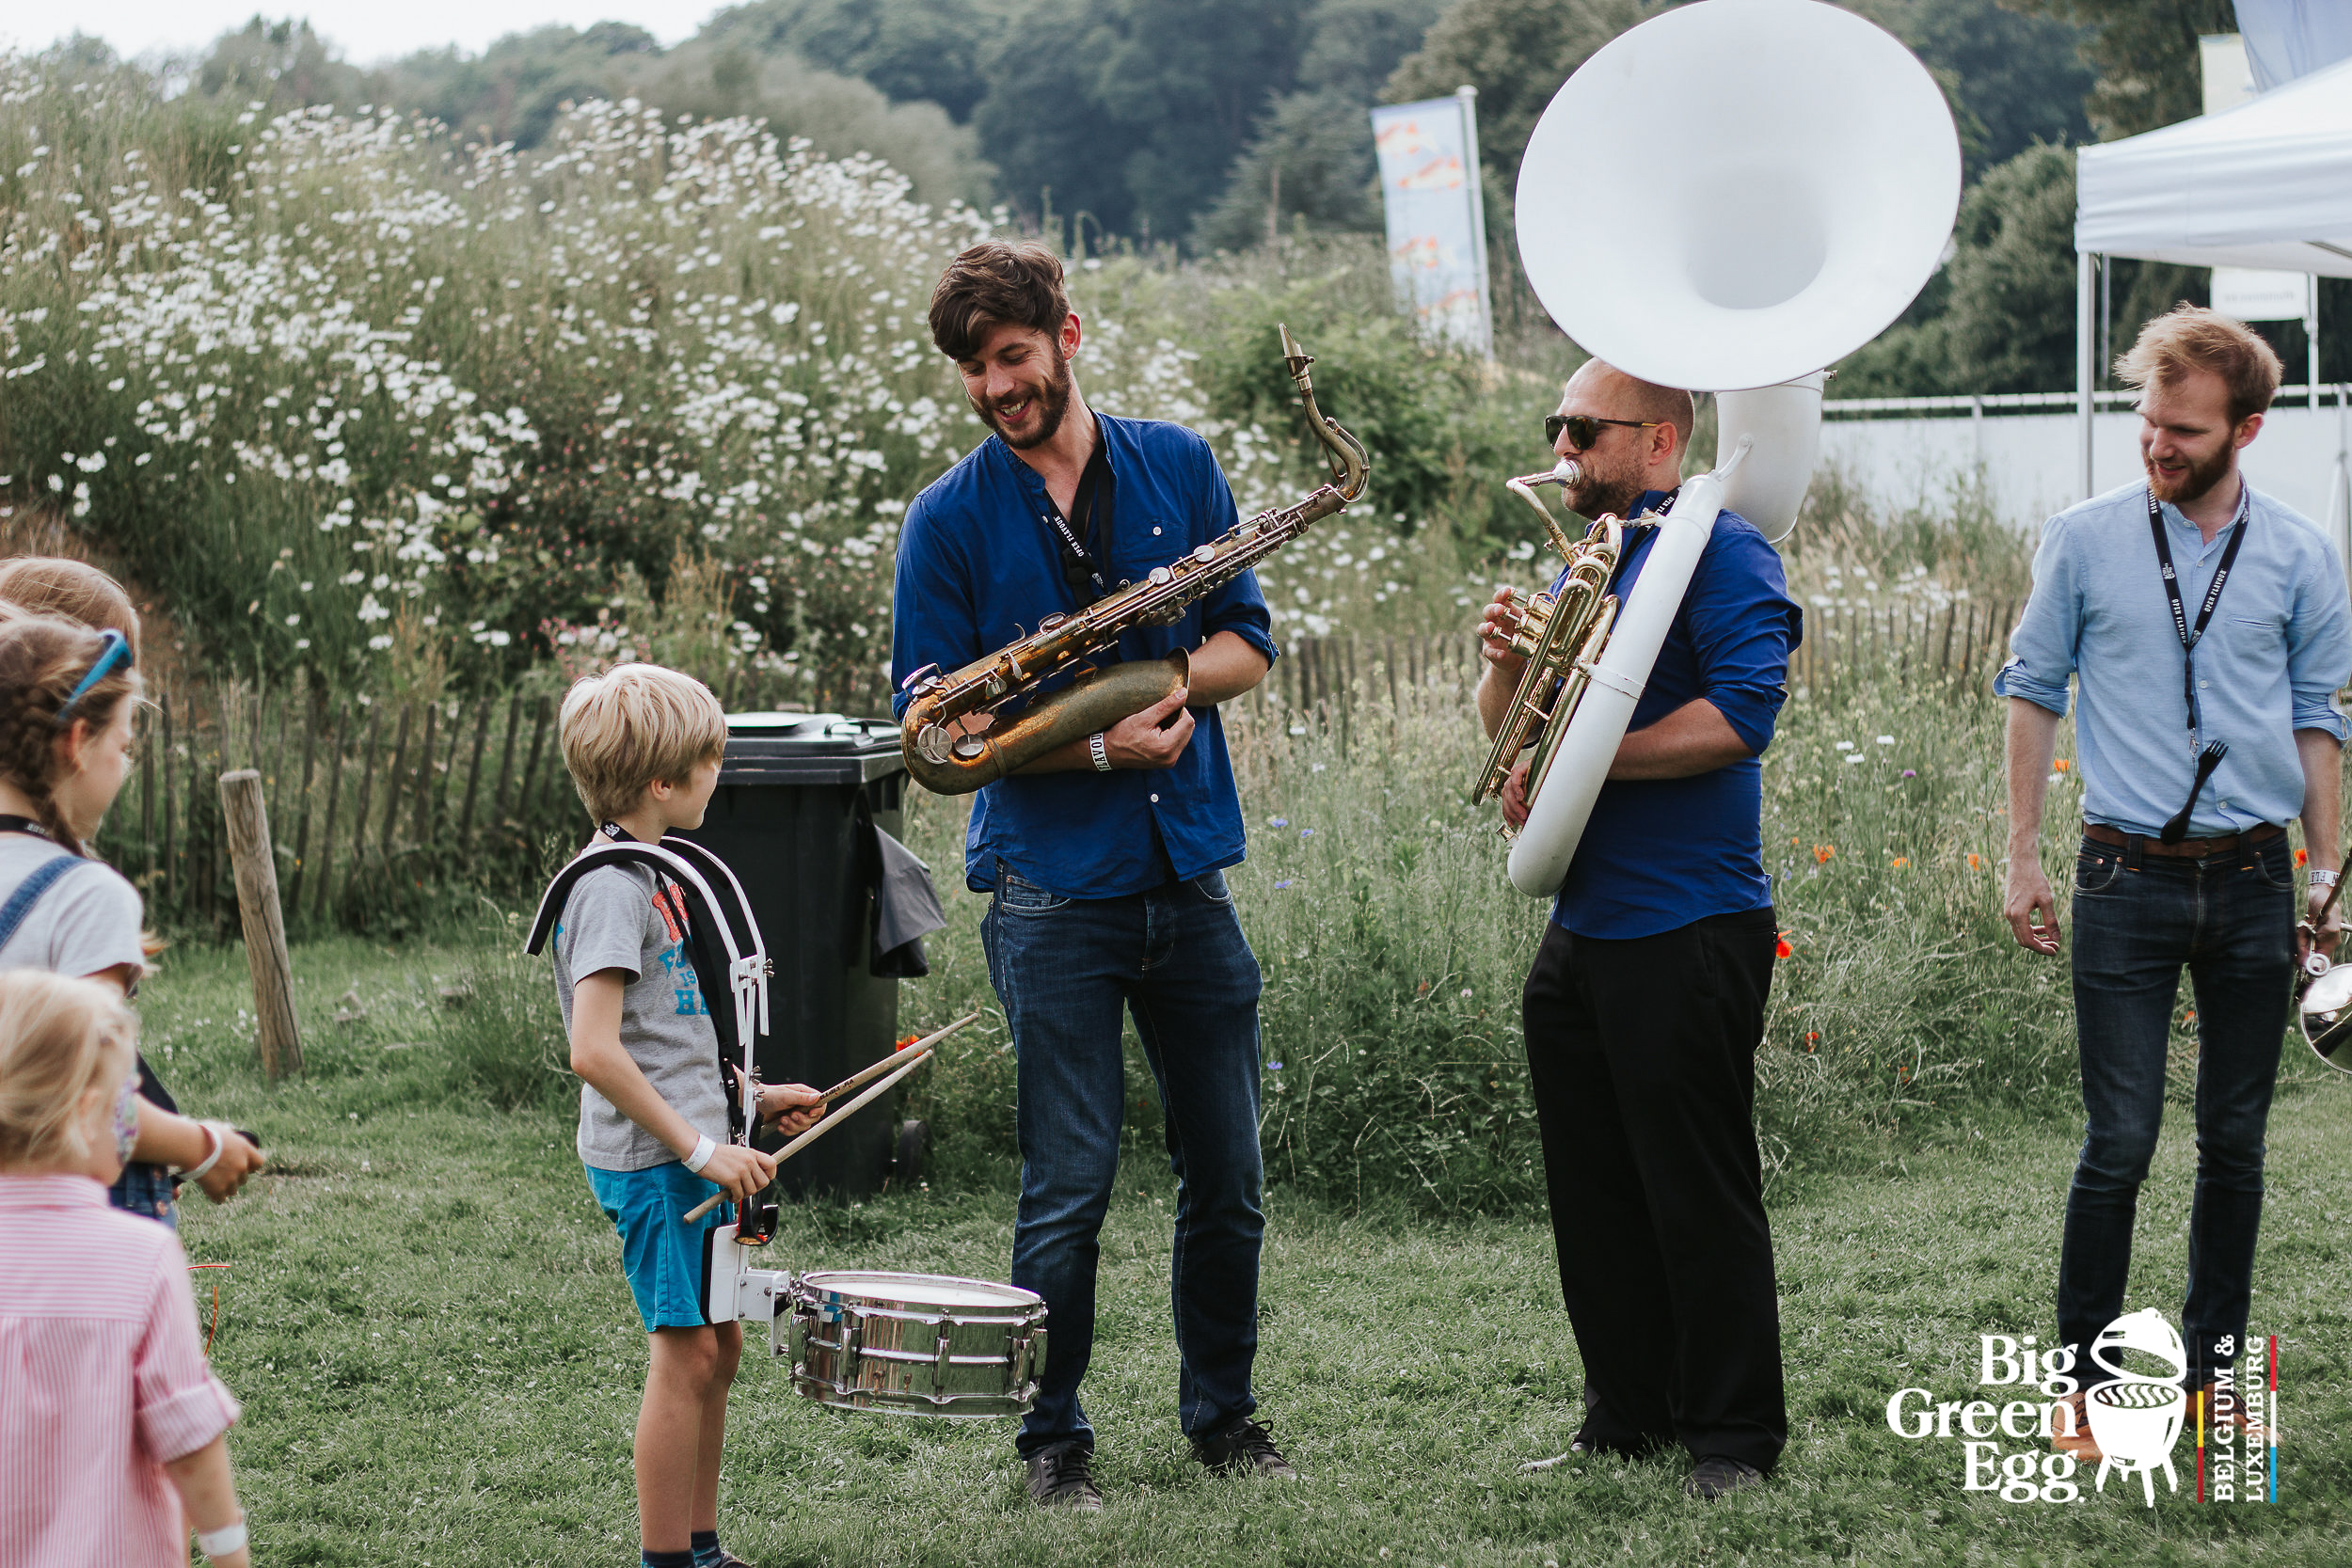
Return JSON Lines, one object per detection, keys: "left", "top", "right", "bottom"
{"left": 585, "top": 1160, "right": 732, "bottom": 1331}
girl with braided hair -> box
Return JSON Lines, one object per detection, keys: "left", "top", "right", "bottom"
{"left": 0, "top": 585, "right": 263, "bottom": 1227}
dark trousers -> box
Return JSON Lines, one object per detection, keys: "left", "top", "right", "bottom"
{"left": 2060, "top": 832, "right": 2294, "bottom": 1389}
{"left": 980, "top": 861, "right": 1265, "bottom": 1457}
{"left": 1521, "top": 908, "right": 1787, "bottom": 1472}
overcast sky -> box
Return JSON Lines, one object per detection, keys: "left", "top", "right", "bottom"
{"left": 4, "top": 3, "right": 720, "bottom": 68}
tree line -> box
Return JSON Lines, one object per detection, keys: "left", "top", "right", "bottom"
{"left": 49, "top": 0, "right": 2352, "bottom": 396}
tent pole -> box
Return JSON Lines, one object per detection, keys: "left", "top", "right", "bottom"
{"left": 2309, "top": 274, "right": 2321, "bottom": 409}
{"left": 2078, "top": 250, "right": 2097, "bottom": 501}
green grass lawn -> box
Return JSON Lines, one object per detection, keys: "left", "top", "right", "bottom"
{"left": 146, "top": 937, "right": 2351, "bottom": 1567}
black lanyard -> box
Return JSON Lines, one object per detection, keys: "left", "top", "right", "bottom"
{"left": 1039, "top": 436, "right": 1113, "bottom": 603}
{"left": 2147, "top": 486, "right": 2248, "bottom": 736}
{"left": 0, "top": 816, "right": 53, "bottom": 840}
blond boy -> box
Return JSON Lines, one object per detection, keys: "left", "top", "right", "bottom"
{"left": 552, "top": 664, "right": 823, "bottom": 1568}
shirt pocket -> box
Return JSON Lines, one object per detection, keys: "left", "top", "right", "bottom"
{"left": 2225, "top": 612, "right": 2284, "bottom": 652}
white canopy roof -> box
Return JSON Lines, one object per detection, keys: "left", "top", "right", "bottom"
{"left": 2074, "top": 53, "right": 2352, "bottom": 276}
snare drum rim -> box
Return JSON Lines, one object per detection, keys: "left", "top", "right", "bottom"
{"left": 791, "top": 1270, "right": 1045, "bottom": 1315}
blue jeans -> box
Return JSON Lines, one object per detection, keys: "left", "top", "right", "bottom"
{"left": 108, "top": 1162, "right": 178, "bottom": 1228}
{"left": 981, "top": 860, "right": 1265, "bottom": 1457}
{"left": 2060, "top": 832, "right": 2295, "bottom": 1387}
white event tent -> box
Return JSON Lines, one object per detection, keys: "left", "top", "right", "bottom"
{"left": 2073, "top": 52, "right": 2352, "bottom": 533}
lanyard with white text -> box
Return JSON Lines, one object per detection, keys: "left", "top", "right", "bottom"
{"left": 2147, "top": 485, "right": 2248, "bottom": 737}
{"left": 1040, "top": 439, "right": 1113, "bottom": 603}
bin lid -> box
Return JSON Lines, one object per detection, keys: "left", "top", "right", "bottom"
{"left": 720, "top": 711, "right": 906, "bottom": 785}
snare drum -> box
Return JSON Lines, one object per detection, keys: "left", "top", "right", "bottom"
{"left": 787, "top": 1271, "right": 1047, "bottom": 1418}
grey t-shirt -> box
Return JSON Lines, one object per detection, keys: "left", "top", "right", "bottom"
{"left": 0, "top": 834, "right": 145, "bottom": 980}
{"left": 551, "top": 862, "right": 729, "bottom": 1172}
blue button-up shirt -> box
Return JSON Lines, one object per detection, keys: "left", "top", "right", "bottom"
{"left": 1994, "top": 480, "right": 2350, "bottom": 839}
{"left": 891, "top": 413, "right": 1279, "bottom": 897}
{"left": 1550, "top": 493, "right": 1802, "bottom": 940}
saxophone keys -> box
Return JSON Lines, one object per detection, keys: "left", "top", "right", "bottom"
{"left": 1149, "top": 565, "right": 1173, "bottom": 585}
{"left": 915, "top": 724, "right": 957, "bottom": 765}
{"left": 1191, "top": 545, "right": 1216, "bottom": 564}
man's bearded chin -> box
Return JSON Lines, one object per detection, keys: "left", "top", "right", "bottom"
{"left": 2144, "top": 442, "right": 2233, "bottom": 506}
{"left": 977, "top": 348, "right": 1075, "bottom": 451}
{"left": 1565, "top": 453, "right": 1645, "bottom": 521}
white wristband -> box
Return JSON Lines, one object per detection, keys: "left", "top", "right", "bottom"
{"left": 196, "top": 1520, "right": 247, "bottom": 1558}
{"left": 683, "top": 1134, "right": 718, "bottom": 1174}
{"left": 1089, "top": 731, "right": 1112, "bottom": 772}
{"left": 180, "top": 1122, "right": 226, "bottom": 1181}
{"left": 2311, "top": 868, "right": 2339, "bottom": 888}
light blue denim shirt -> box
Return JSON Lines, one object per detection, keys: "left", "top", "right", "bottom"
{"left": 1994, "top": 479, "right": 2351, "bottom": 839}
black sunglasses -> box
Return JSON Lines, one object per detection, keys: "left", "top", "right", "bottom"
{"left": 1545, "top": 414, "right": 1663, "bottom": 451}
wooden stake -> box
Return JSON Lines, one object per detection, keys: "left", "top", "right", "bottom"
{"left": 218, "top": 769, "right": 302, "bottom": 1078}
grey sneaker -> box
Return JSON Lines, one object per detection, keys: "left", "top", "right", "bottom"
{"left": 1683, "top": 1455, "right": 1764, "bottom": 1498}
{"left": 1025, "top": 1441, "right": 1104, "bottom": 1512}
{"left": 1191, "top": 1417, "right": 1300, "bottom": 1479}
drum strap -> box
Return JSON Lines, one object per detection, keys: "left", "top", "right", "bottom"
{"left": 529, "top": 837, "right": 771, "bottom": 1144}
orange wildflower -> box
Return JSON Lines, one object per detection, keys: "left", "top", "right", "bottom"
{"left": 1891, "top": 857, "right": 1910, "bottom": 868}
{"left": 1813, "top": 845, "right": 1836, "bottom": 864}
{"left": 2296, "top": 847, "right": 2311, "bottom": 867}
{"left": 1774, "top": 933, "right": 1794, "bottom": 959}
{"left": 2055, "top": 758, "right": 2071, "bottom": 771}
{"left": 1967, "top": 853, "right": 1983, "bottom": 870}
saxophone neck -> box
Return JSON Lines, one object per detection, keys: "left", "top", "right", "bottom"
{"left": 1278, "top": 322, "right": 1371, "bottom": 504}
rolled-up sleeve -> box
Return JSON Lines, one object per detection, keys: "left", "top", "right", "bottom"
{"left": 1992, "top": 515, "right": 2080, "bottom": 716}
{"left": 890, "top": 495, "right": 979, "bottom": 721}
{"left": 2287, "top": 537, "right": 2352, "bottom": 741}
{"left": 1687, "top": 527, "right": 1798, "bottom": 756}
{"left": 1191, "top": 439, "right": 1279, "bottom": 669}
{"left": 135, "top": 1237, "right": 240, "bottom": 1464}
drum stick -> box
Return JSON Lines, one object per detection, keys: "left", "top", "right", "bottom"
{"left": 818, "top": 1010, "right": 981, "bottom": 1103}
{"left": 681, "top": 1048, "right": 935, "bottom": 1223}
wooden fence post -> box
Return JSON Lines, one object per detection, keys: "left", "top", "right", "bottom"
{"left": 379, "top": 705, "right": 412, "bottom": 862}
{"left": 492, "top": 693, "right": 522, "bottom": 821}
{"left": 289, "top": 710, "right": 319, "bottom": 918}
{"left": 160, "top": 697, "right": 177, "bottom": 904}
{"left": 218, "top": 769, "right": 302, "bottom": 1078}
{"left": 458, "top": 698, "right": 491, "bottom": 841}
{"left": 310, "top": 710, "right": 345, "bottom": 925}
{"left": 345, "top": 707, "right": 383, "bottom": 909}
{"left": 410, "top": 702, "right": 439, "bottom": 847}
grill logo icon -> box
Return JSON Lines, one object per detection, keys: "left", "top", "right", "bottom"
{"left": 2084, "top": 1308, "right": 2187, "bottom": 1506}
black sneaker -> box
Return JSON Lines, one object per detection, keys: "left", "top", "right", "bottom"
{"left": 1025, "top": 1440, "right": 1104, "bottom": 1512}
{"left": 1683, "top": 1455, "right": 1764, "bottom": 1499}
{"left": 1191, "top": 1417, "right": 1300, "bottom": 1479}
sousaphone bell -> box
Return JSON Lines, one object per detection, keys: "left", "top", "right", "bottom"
{"left": 2296, "top": 867, "right": 2352, "bottom": 1070}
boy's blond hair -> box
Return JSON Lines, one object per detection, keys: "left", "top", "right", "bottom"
{"left": 0, "top": 970, "right": 138, "bottom": 1169}
{"left": 559, "top": 662, "right": 727, "bottom": 824}
{"left": 2114, "top": 303, "right": 2283, "bottom": 426}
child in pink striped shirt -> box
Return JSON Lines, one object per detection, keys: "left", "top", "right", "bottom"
{"left": 0, "top": 970, "right": 251, "bottom": 1568}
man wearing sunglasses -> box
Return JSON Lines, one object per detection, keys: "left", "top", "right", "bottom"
{"left": 1475, "top": 357, "right": 1802, "bottom": 1500}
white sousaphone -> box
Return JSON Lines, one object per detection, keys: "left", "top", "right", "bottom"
{"left": 1499, "top": 0, "right": 1962, "bottom": 897}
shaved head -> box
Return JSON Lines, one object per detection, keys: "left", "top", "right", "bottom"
{"left": 1564, "top": 360, "right": 1694, "bottom": 453}
{"left": 1550, "top": 359, "right": 1696, "bottom": 518}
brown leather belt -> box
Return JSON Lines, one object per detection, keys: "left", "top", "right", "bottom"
{"left": 2082, "top": 821, "right": 2283, "bottom": 859}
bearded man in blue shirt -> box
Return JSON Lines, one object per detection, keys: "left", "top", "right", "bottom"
{"left": 892, "top": 241, "right": 1292, "bottom": 1510}
{"left": 1476, "top": 359, "right": 1802, "bottom": 1501}
{"left": 1997, "top": 306, "right": 2350, "bottom": 1461}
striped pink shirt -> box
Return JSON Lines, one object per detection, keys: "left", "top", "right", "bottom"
{"left": 0, "top": 1174, "right": 241, "bottom": 1568}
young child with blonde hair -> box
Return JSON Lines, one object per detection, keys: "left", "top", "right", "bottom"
{"left": 0, "top": 568, "right": 264, "bottom": 1226}
{"left": 552, "top": 662, "right": 827, "bottom": 1568}
{"left": 0, "top": 969, "right": 251, "bottom": 1567}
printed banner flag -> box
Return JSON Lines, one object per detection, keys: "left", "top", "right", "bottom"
{"left": 1370, "top": 93, "right": 1492, "bottom": 355}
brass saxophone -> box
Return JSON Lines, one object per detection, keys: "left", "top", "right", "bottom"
{"left": 1466, "top": 461, "right": 1622, "bottom": 836}
{"left": 898, "top": 325, "right": 1369, "bottom": 795}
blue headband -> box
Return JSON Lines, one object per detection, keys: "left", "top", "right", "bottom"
{"left": 54, "top": 628, "right": 134, "bottom": 727}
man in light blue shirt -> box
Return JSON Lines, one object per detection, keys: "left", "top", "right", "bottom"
{"left": 1997, "top": 307, "right": 2349, "bottom": 1455}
